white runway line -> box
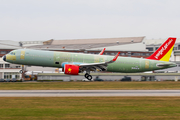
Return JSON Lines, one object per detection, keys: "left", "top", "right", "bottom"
{"left": 0, "top": 90, "right": 180, "bottom": 97}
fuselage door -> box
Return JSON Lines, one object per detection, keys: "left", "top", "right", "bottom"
{"left": 145, "top": 60, "right": 154, "bottom": 71}
{"left": 20, "top": 51, "right": 25, "bottom": 59}
{"left": 145, "top": 60, "right": 149, "bottom": 69}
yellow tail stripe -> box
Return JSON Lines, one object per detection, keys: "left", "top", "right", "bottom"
{"left": 160, "top": 45, "right": 174, "bottom": 62}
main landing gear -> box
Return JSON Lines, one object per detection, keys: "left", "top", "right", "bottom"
{"left": 84, "top": 73, "right": 92, "bottom": 80}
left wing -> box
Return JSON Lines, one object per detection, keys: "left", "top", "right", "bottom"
{"left": 79, "top": 52, "right": 120, "bottom": 71}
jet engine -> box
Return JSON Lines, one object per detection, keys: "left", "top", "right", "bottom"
{"left": 64, "top": 64, "right": 80, "bottom": 75}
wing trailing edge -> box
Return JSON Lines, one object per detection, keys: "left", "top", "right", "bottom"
{"left": 80, "top": 52, "right": 120, "bottom": 67}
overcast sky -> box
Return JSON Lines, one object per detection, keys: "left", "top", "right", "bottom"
{"left": 0, "top": 0, "right": 180, "bottom": 41}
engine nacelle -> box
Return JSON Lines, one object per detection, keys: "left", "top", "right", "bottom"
{"left": 64, "top": 64, "right": 80, "bottom": 75}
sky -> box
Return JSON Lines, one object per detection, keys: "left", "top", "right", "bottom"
{"left": 0, "top": 0, "right": 180, "bottom": 41}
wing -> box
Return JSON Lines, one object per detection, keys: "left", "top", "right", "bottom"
{"left": 99, "top": 48, "right": 106, "bottom": 55}
{"left": 79, "top": 52, "right": 120, "bottom": 71}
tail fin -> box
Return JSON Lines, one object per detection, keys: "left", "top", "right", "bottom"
{"left": 146, "top": 37, "right": 176, "bottom": 62}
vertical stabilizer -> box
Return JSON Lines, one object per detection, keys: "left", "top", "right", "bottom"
{"left": 146, "top": 37, "right": 176, "bottom": 62}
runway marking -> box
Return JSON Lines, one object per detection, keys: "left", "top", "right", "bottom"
{"left": 0, "top": 90, "right": 180, "bottom": 97}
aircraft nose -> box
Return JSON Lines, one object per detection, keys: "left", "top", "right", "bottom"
{"left": 2, "top": 55, "right": 6, "bottom": 61}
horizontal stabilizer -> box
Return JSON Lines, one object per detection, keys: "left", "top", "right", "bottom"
{"left": 157, "top": 63, "right": 176, "bottom": 67}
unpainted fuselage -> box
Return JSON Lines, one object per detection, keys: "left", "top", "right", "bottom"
{"left": 4, "top": 49, "right": 176, "bottom": 73}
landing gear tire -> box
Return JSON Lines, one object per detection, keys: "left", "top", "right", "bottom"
{"left": 85, "top": 73, "right": 89, "bottom": 78}
{"left": 87, "top": 75, "right": 92, "bottom": 80}
{"left": 84, "top": 73, "right": 92, "bottom": 81}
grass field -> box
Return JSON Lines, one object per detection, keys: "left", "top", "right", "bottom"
{"left": 0, "top": 97, "right": 180, "bottom": 120}
{"left": 1, "top": 82, "right": 180, "bottom": 120}
{"left": 0, "top": 81, "right": 180, "bottom": 90}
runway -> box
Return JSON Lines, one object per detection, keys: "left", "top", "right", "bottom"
{"left": 0, "top": 90, "right": 180, "bottom": 97}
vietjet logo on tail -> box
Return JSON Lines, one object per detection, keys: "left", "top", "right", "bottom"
{"left": 146, "top": 37, "right": 176, "bottom": 62}
{"left": 154, "top": 39, "right": 173, "bottom": 59}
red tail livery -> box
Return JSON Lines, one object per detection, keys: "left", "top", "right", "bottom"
{"left": 146, "top": 37, "right": 176, "bottom": 62}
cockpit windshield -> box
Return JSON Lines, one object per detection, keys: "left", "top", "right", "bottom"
{"left": 8, "top": 51, "right": 16, "bottom": 55}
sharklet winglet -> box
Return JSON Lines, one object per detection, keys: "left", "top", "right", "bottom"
{"left": 99, "top": 48, "right": 106, "bottom": 55}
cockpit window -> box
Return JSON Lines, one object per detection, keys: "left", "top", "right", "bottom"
{"left": 9, "top": 52, "right": 16, "bottom": 55}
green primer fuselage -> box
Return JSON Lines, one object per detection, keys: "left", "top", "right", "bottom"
{"left": 6, "top": 49, "right": 176, "bottom": 73}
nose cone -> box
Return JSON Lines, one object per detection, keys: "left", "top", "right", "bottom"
{"left": 2, "top": 55, "right": 6, "bottom": 61}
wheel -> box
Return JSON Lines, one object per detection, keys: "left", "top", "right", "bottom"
{"left": 87, "top": 75, "right": 92, "bottom": 80}
{"left": 84, "top": 73, "right": 89, "bottom": 78}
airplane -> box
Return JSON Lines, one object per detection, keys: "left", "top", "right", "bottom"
{"left": 2, "top": 37, "right": 177, "bottom": 80}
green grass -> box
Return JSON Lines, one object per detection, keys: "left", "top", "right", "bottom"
{"left": 0, "top": 97, "right": 180, "bottom": 120}
{"left": 1, "top": 81, "right": 180, "bottom": 90}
